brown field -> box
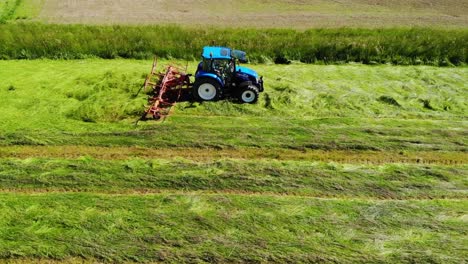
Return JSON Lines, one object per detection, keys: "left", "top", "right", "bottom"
{"left": 38, "top": 0, "right": 468, "bottom": 28}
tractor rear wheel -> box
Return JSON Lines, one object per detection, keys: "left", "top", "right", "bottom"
{"left": 238, "top": 85, "right": 259, "bottom": 104}
{"left": 192, "top": 78, "right": 222, "bottom": 101}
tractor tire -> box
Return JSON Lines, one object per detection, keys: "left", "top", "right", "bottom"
{"left": 192, "top": 78, "right": 222, "bottom": 102}
{"left": 238, "top": 85, "right": 259, "bottom": 104}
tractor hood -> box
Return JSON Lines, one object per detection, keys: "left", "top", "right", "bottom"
{"left": 237, "top": 66, "right": 259, "bottom": 79}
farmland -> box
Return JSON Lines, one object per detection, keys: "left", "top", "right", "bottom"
{"left": 0, "top": 59, "right": 467, "bottom": 262}
{"left": 6, "top": 0, "right": 468, "bottom": 28}
{"left": 1, "top": 0, "right": 468, "bottom": 263}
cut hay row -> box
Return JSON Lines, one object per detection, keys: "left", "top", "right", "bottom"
{"left": 0, "top": 146, "right": 467, "bottom": 165}
{"left": 0, "top": 55, "right": 466, "bottom": 263}
{"left": 0, "top": 157, "right": 466, "bottom": 199}
{"left": 0, "top": 193, "right": 466, "bottom": 263}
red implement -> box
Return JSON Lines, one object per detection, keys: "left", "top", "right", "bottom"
{"left": 139, "top": 58, "right": 191, "bottom": 121}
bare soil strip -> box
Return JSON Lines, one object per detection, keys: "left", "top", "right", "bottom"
{"left": 0, "top": 146, "right": 466, "bottom": 165}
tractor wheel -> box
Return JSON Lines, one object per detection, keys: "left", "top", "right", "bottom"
{"left": 238, "top": 85, "right": 259, "bottom": 104}
{"left": 192, "top": 78, "right": 222, "bottom": 101}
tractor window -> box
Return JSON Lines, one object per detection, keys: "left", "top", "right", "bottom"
{"left": 232, "top": 50, "right": 247, "bottom": 63}
{"left": 214, "top": 59, "right": 234, "bottom": 78}
{"left": 202, "top": 59, "right": 233, "bottom": 77}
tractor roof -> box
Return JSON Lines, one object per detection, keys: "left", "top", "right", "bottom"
{"left": 202, "top": 46, "right": 231, "bottom": 60}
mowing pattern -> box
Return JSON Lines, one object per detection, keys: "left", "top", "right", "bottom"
{"left": 0, "top": 158, "right": 467, "bottom": 199}
{"left": 1, "top": 146, "right": 467, "bottom": 165}
{"left": 0, "top": 193, "right": 466, "bottom": 263}
{"left": 0, "top": 60, "right": 467, "bottom": 262}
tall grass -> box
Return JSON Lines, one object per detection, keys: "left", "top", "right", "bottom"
{"left": 0, "top": 23, "right": 467, "bottom": 65}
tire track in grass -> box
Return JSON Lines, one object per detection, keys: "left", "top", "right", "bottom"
{"left": 0, "top": 146, "right": 466, "bottom": 165}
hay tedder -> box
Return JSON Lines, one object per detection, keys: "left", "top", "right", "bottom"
{"left": 138, "top": 58, "right": 191, "bottom": 121}
{"left": 138, "top": 46, "right": 264, "bottom": 121}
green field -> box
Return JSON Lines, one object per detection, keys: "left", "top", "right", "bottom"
{"left": 0, "top": 0, "right": 43, "bottom": 21}
{"left": 0, "top": 59, "right": 467, "bottom": 262}
{"left": 1, "top": 59, "right": 467, "bottom": 147}
{"left": 0, "top": 194, "right": 466, "bottom": 263}
{"left": 1, "top": 158, "right": 467, "bottom": 199}
{"left": 1, "top": 0, "right": 468, "bottom": 262}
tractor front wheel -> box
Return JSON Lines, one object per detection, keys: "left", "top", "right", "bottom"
{"left": 192, "top": 79, "right": 222, "bottom": 101}
{"left": 238, "top": 85, "right": 259, "bottom": 104}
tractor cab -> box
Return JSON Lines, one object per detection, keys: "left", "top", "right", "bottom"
{"left": 193, "top": 46, "right": 264, "bottom": 103}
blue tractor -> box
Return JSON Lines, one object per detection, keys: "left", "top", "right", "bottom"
{"left": 192, "top": 46, "right": 264, "bottom": 103}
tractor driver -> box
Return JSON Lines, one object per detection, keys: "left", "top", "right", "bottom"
{"left": 212, "top": 59, "right": 235, "bottom": 84}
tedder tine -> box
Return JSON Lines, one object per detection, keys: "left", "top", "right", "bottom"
{"left": 133, "top": 57, "right": 159, "bottom": 98}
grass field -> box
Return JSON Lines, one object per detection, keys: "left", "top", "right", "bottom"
{"left": 0, "top": 59, "right": 467, "bottom": 262}
{"left": 1, "top": 193, "right": 465, "bottom": 263}
{"left": 1, "top": 1, "right": 467, "bottom": 261}
{"left": 1, "top": 59, "right": 467, "bottom": 147}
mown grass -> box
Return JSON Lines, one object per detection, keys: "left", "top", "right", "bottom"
{"left": 2, "top": 117, "right": 467, "bottom": 151}
{"left": 0, "top": 6, "right": 466, "bottom": 263}
{"left": 0, "top": 60, "right": 466, "bottom": 151}
{"left": 0, "top": 23, "right": 467, "bottom": 65}
{"left": 0, "top": 193, "right": 466, "bottom": 263}
{"left": 0, "top": 157, "right": 466, "bottom": 199}
{"left": 0, "top": 59, "right": 466, "bottom": 263}
{"left": 1, "top": 146, "right": 466, "bottom": 165}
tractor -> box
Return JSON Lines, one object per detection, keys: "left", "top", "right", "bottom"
{"left": 192, "top": 46, "right": 264, "bottom": 103}
{"left": 139, "top": 46, "right": 264, "bottom": 121}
